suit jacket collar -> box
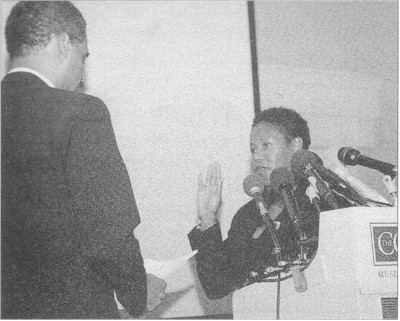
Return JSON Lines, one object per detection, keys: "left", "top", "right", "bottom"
{"left": 2, "top": 71, "right": 52, "bottom": 89}
{"left": 8, "top": 67, "right": 55, "bottom": 88}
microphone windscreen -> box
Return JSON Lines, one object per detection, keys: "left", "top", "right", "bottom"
{"left": 243, "top": 174, "right": 265, "bottom": 197}
{"left": 337, "top": 147, "right": 359, "bottom": 166}
{"left": 290, "top": 150, "right": 324, "bottom": 180}
{"left": 270, "top": 167, "right": 295, "bottom": 194}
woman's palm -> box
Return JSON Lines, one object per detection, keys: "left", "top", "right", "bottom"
{"left": 197, "top": 163, "right": 223, "bottom": 222}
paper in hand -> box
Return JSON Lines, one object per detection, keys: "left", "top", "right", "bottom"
{"left": 114, "top": 250, "right": 198, "bottom": 310}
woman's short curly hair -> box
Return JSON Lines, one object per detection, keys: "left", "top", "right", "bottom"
{"left": 6, "top": 1, "right": 86, "bottom": 59}
{"left": 252, "top": 107, "right": 311, "bottom": 149}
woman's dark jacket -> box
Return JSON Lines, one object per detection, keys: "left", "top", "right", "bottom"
{"left": 188, "top": 183, "right": 349, "bottom": 300}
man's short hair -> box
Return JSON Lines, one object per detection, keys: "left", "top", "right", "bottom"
{"left": 6, "top": 1, "right": 86, "bottom": 59}
{"left": 252, "top": 107, "right": 311, "bottom": 149}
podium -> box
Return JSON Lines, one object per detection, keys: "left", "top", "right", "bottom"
{"left": 232, "top": 207, "right": 398, "bottom": 319}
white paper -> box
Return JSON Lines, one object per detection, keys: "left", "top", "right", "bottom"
{"left": 143, "top": 249, "right": 198, "bottom": 279}
{"left": 114, "top": 250, "right": 198, "bottom": 310}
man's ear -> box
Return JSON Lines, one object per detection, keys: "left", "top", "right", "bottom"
{"left": 291, "top": 137, "right": 304, "bottom": 152}
{"left": 56, "top": 32, "right": 72, "bottom": 59}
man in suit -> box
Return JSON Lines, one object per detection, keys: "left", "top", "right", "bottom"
{"left": 2, "top": 1, "right": 165, "bottom": 318}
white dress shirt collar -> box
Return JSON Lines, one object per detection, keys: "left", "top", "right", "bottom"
{"left": 8, "top": 67, "right": 56, "bottom": 88}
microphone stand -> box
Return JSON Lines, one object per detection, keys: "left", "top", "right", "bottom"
{"left": 254, "top": 199, "right": 283, "bottom": 264}
{"left": 254, "top": 198, "right": 286, "bottom": 320}
{"left": 280, "top": 186, "right": 311, "bottom": 260}
{"left": 280, "top": 186, "right": 316, "bottom": 293}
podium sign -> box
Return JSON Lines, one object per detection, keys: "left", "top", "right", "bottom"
{"left": 371, "top": 224, "right": 398, "bottom": 266}
{"left": 352, "top": 209, "right": 397, "bottom": 295}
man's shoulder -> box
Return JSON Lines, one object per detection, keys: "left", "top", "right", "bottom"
{"left": 3, "top": 73, "right": 109, "bottom": 118}
{"left": 53, "top": 89, "right": 105, "bottom": 107}
{"left": 50, "top": 89, "right": 110, "bottom": 120}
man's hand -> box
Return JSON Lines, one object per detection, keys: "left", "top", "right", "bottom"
{"left": 197, "top": 162, "right": 224, "bottom": 230}
{"left": 146, "top": 274, "right": 167, "bottom": 312}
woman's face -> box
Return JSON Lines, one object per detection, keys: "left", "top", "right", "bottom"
{"left": 250, "top": 122, "right": 298, "bottom": 185}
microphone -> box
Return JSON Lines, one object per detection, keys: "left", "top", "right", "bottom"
{"left": 292, "top": 151, "right": 382, "bottom": 207}
{"left": 270, "top": 167, "right": 318, "bottom": 245}
{"left": 243, "top": 174, "right": 268, "bottom": 216}
{"left": 270, "top": 167, "right": 308, "bottom": 293}
{"left": 243, "top": 175, "right": 283, "bottom": 260}
{"left": 291, "top": 150, "right": 338, "bottom": 209}
{"left": 270, "top": 167, "right": 303, "bottom": 225}
{"left": 338, "top": 147, "right": 397, "bottom": 178}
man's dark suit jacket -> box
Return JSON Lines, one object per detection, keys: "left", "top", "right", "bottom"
{"left": 1, "top": 72, "right": 147, "bottom": 319}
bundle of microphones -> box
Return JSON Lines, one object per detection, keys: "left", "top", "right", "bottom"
{"left": 244, "top": 147, "right": 396, "bottom": 215}
{"left": 241, "top": 147, "right": 396, "bottom": 290}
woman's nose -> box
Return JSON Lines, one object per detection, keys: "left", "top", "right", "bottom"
{"left": 253, "top": 147, "right": 265, "bottom": 160}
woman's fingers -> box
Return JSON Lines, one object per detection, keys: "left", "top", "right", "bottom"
{"left": 199, "top": 162, "right": 222, "bottom": 189}
{"left": 210, "top": 162, "right": 221, "bottom": 185}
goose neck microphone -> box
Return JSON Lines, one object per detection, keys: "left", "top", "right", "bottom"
{"left": 338, "top": 147, "right": 397, "bottom": 178}
{"left": 291, "top": 150, "right": 338, "bottom": 209}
